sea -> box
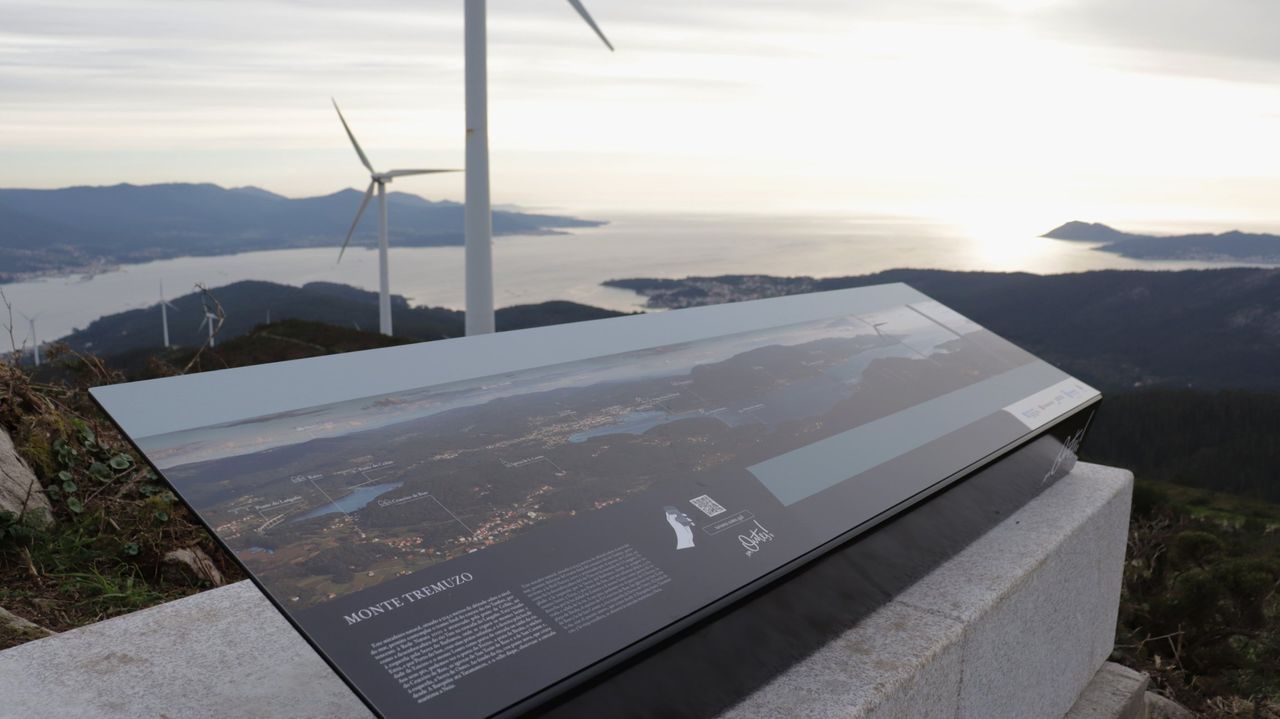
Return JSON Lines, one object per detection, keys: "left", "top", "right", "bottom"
{"left": 2, "top": 211, "right": 1275, "bottom": 345}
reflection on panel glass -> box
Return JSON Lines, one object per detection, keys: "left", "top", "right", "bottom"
{"left": 134, "top": 302, "right": 1036, "bottom": 609}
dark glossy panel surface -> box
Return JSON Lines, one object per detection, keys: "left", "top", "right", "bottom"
{"left": 91, "top": 285, "right": 1099, "bottom": 719}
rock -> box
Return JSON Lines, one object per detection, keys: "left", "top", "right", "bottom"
{"left": 163, "top": 547, "right": 226, "bottom": 587}
{"left": 1062, "top": 662, "right": 1148, "bottom": 719}
{"left": 0, "top": 606, "right": 55, "bottom": 640}
{"left": 0, "top": 428, "right": 52, "bottom": 527}
{"left": 1146, "top": 692, "right": 1197, "bottom": 719}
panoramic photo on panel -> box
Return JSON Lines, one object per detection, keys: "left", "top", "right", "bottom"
{"left": 136, "top": 300, "right": 1032, "bottom": 608}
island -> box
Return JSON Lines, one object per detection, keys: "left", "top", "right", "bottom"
{"left": 1043, "top": 220, "right": 1280, "bottom": 262}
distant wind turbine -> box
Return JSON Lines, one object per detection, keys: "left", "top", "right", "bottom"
{"left": 333, "top": 99, "right": 458, "bottom": 336}
{"left": 159, "top": 281, "right": 178, "bottom": 348}
{"left": 198, "top": 309, "right": 219, "bottom": 348}
{"left": 19, "top": 312, "right": 39, "bottom": 366}
{"left": 463, "top": 0, "right": 614, "bottom": 335}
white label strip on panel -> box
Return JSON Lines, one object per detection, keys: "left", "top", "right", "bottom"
{"left": 1002, "top": 378, "right": 1099, "bottom": 430}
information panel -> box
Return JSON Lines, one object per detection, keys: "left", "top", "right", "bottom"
{"left": 91, "top": 284, "right": 1099, "bottom": 719}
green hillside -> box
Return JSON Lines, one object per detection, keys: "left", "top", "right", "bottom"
{"left": 61, "top": 280, "right": 628, "bottom": 358}
{"left": 1084, "top": 389, "right": 1280, "bottom": 502}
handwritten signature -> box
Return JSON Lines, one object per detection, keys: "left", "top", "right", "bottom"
{"left": 1044, "top": 425, "right": 1088, "bottom": 484}
{"left": 738, "top": 520, "right": 775, "bottom": 557}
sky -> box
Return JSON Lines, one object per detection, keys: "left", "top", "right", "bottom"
{"left": 3, "top": 0, "right": 1280, "bottom": 231}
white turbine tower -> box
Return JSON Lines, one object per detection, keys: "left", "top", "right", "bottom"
{"left": 333, "top": 100, "right": 458, "bottom": 336}
{"left": 198, "top": 310, "right": 218, "bottom": 348}
{"left": 463, "top": 0, "right": 614, "bottom": 335}
{"left": 19, "top": 312, "right": 39, "bottom": 367}
{"left": 159, "top": 281, "right": 178, "bottom": 348}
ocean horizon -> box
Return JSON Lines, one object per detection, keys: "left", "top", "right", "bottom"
{"left": 5, "top": 210, "right": 1278, "bottom": 346}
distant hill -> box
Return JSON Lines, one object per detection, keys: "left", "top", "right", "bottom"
{"left": 1041, "top": 221, "right": 1133, "bottom": 243}
{"left": 0, "top": 183, "right": 604, "bottom": 280}
{"left": 101, "top": 318, "right": 417, "bottom": 378}
{"left": 60, "top": 280, "right": 627, "bottom": 358}
{"left": 605, "top": 268, "right": 1280, "bottom": 391}
{"left": 1043, "top": 221, "right": 1280, "bottom": 262}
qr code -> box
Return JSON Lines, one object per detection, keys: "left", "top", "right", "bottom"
{"left": 689, "top": 495, "right": 726, "bottom": 517}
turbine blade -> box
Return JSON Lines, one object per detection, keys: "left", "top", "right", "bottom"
{"left": 164, "top": 301, "right": 179, "bottom": 311}
{"left": 339, "top": 181, "right": 377, "bottom": 262}
{"left": 198, "top": 315, "right": 208, "bottom": 330}
{"left": 566, "top": 0, "right": 614, "bottom": 51}
{"left": 382, "top": 169, "right": 462, "bottom": 178}
{"left": 332, "top": 98, "right": 375, "bottom": 173}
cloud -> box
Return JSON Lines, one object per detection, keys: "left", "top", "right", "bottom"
{"left": 1039, "top": 0, "right": 1280, "bottom": 82}
{"left": 3, "top": 0, "right": 1278, "bottom": 220}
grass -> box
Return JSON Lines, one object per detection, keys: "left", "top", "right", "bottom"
{"left": 0, "top": 347, "right": 242, "bottom": 648}
{"left": 1142, "top": 480, "right": 1280, "bottom": 530}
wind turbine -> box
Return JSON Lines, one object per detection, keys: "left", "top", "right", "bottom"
{"left": 198, "top": 309, "right": 219, "bottom": 348}
{"left": 19, "top": 312, "right": 39, "bottom": 367}
{"left": 333, "top": 99, "right": 458, "bottom": 337}
{"left": 158, "top": 281, "right": 178, "bottom": 348}
{"left": 463, "top": 0, "right": 614, "bottom": 335}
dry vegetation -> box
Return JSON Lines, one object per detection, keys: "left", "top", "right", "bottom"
{"left": 0, "top": 348, "right": 241, "bottom": 648}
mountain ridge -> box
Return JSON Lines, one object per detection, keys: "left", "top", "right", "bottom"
{"left": 0, "top": 182, "right": 603, "bottom": 281}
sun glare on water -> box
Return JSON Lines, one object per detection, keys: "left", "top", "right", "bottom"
{"left": 950, "top": 212, "right": 1059, "bottom": 272}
